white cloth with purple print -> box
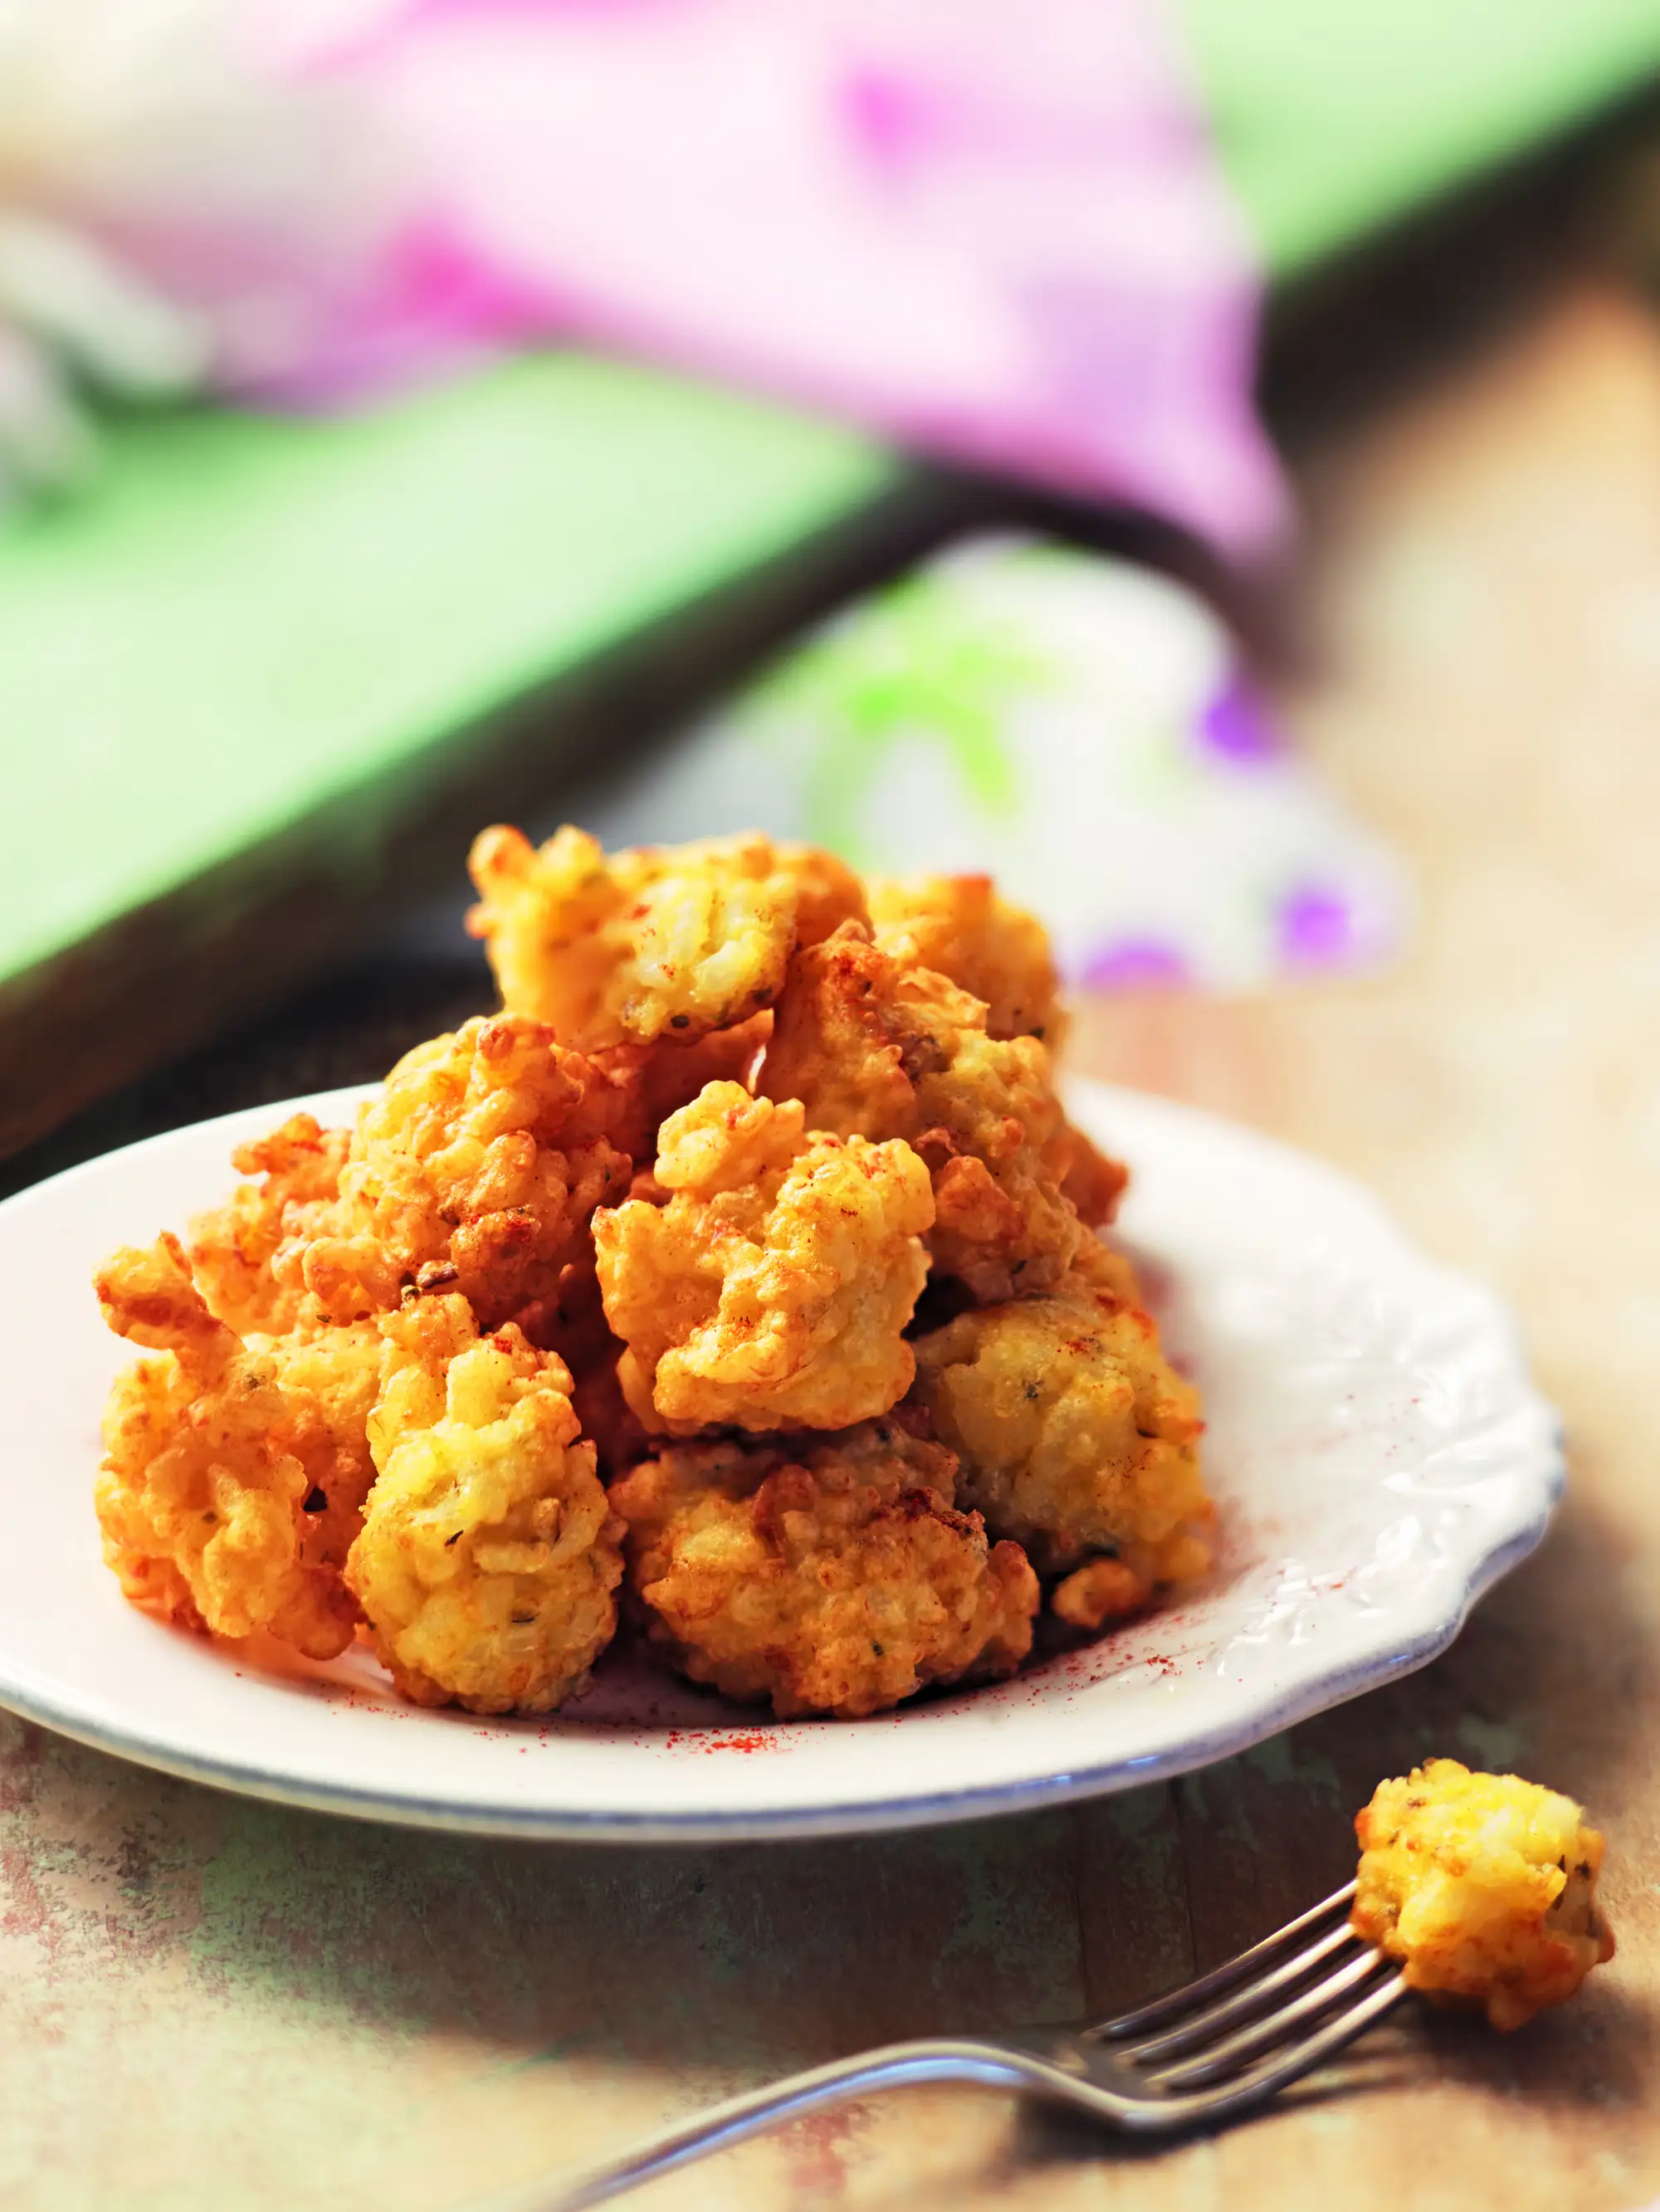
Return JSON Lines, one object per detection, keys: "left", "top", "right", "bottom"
{"left": 579, "top": 535, "right": 1408, "bottom": 989}
{"left": 0, "top": 0, "right": 1284, "bottom": 552}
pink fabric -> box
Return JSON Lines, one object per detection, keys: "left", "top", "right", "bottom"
{"left": 281, "top": 0, "right": 1287, "bottom": 549}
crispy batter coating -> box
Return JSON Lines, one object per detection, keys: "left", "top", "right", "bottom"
{"left": 779, "top": 842, "right": 870, "bottom": 946}
{"left": 467, "top": 823, "right": 819, "bottom": 1050}
{"left": 1049, "top": 1556, "right": 1159, "bottom": 1632}
{"left": 515, "top": 1256, "right": 652, "bottom": 1480}
{"left": 286, "top": 1014, "right": 630, "bottom": 1332}
{"left": 347, "top": 1294, "right": 622, "bottom": 1712}
{"left": 1352, "top": 1760, "right": 1615, "bottom": 2029}
{"left": 867, "top": 876, "right": 1127, "bottom": 1227}
{"left": 608, "top": 1418, "right": 1038, "bottom": 1716}
{"left": 760, "top": 920, "right": 1080, "bottom": 1300}
{"left": 596, "top": 1011, "right": 772, "bottom": 1166}
{"left": 188, "top": 1112, "right": 352, "bottom": 1336}
{"left": 593, "top": 1082, "right": 933, "bottom": 1433}
{"left": 910, "top": 1237, "right": 1210, "bottom": 1600}
{"left": 267, "top": 1323, "right": 383, "bottom": 1593}
{"left": 1057, "top": 1125, "right": 1129, "bottom": 1229}
{"left": 95, "top": 1236, "right": 376, "bottom": 1658}
{"left": 1064, "top": 1228, "right": 1145, "bottom": 1305}
{"left": 868, "top": 872, "right": 1069, "bottom": 1051}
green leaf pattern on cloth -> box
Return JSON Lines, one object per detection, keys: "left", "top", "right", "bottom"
{"left": 748, "top": 568, "right": 1042, "bottom": 857}
{"left": 572, "top": 535, "right": 1409, "bottom": 991}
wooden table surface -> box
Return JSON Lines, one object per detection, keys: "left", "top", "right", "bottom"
{"left": 7, "top": 275, "right": 1660, "bottom": 2212}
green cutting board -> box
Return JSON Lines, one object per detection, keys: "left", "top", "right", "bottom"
{"left": 0, "top": 357, "right": 928, "bottom": 1150}
{"left": 4, "top": 0, "right": 1658, "bottom": 1149}
{"left": 0, "top": 358, "right": 898, "bottom": 996}
{"left": 1189, "top": 0, "right": 1660, "bottom": 273}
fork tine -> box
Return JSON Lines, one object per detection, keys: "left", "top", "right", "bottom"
{"left": 1117, "top": 1920, "right": 1362, "bottom": 2062}
{"left": 1151, "top": 1969, "right": 1409, "bottom": 2127}
{"left": 1096, "top": 1882, "right": 1358, "bottom": 2044}
{"left": 1141, "top": 1947, "right": 1390, "bottom": 2088}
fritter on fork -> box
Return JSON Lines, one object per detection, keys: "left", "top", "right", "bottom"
{"left": 1352, "top": 1760, "right": 1616, "bottom": 2029}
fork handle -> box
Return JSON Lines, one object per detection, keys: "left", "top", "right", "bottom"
{"left": 485, "top": 2039, "right": 1057, "bottom": 2212}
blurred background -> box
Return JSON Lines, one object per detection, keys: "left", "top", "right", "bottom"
{"left": 3, "top": 0, "right": 1660, "bottom": 1181}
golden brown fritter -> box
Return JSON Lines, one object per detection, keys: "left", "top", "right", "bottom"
{"left": 286, "top": 1014, "right": 631, "bottom": 1332}
{"left": 869, "top": 874, "right": 1128, "bottom": 1227}
{"left": 267, "top": 1323, "right": 383, "bottom": 1593}
{"left": 1056, "top": 1124, "right": 1129, "bottom": 1229}
{"left": 778, "top": 842, "right": 870, "bottom": 946}
{"left": 188, "top": 1112, "right": 352, "bottom": 1336}
{"left": 567, "top": 1340, "right": 652, "bottom": 1482}
{"left": 595, "top": 1010, "right": 772, "bottom": 1166}
{"left": 95, "top": 1235, "right": 377, "bottom": 1658}
{"left": 467, "top": 823, "right": 816, "bottom": 1050}
{"left": 910, "top": 1237, "right": 1210, "bottom": 1604}
{"left": 1063, "top": 1228, "right": 1145, "bottom": 1306}
{"left": 608, "top": 1418, "right": 1038, "bottom": 1717}
{"left": 593, "top": 1082, "right": 934, "bottom": 1433}
{"left": 1352, "top": 1760, "right": 1616, "bottom": 2029}
{"left": 515, "top": 1255, "right": 652, "bottom": 1480}
{"left": 1049, "top": 1556, "right": 1160, "bottom": 1632}
{"left": 758, "top": 921, "right": 923, "bottom": 1137}
{"left": 347, "top": 1293, "right": 622, "bottom": 1713}
{"left": 868, "top": 872, "right": 1069, "bottom": 1050}
{"left": 759, "top": 920, "right": 1080, "bottom": 1301}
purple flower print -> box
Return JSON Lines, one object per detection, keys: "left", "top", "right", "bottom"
{"left": 1197, "top": 676, "right": 1278, "bottom": 765}
{"left": 1277, "top": 883, "right": 1359, "bottom": 970}
{"left": 1081, "top": 938, "right": 1192, "bottom": 989}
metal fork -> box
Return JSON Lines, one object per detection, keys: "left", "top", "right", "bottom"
{"left": 486, "top": 1879, "right": 1408, "bottom": 2211}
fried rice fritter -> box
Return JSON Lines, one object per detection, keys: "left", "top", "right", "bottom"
{"left": 95, "top": 1235, "right": 378, "bottom": 1658}
{"left": 910, "top": 1236, "right": 1210, "bottom": 1611}
{"left": 1057, "top": 1126, "right": 1129, "bottom": 1229}
{"left": 1352, "top": 1760, "right": 1615, "bottom": 2029}
{"left": 867, "top": 877, "right": 1125, "bottom": 1228}
{"left": 347, "top": 1293, "right": 622, "bottom": 1713}
{"left": 515, "top": 1255, "right": 650, "bottom": 1480}
{"left": 779, "top": 842, "right": 872, "bottom": 945}
{"left": 608, "top": 1417, "right": 1038, "bottom": 1717}
{"left": 266, "top": 1321, "right": 384, "bottom": 1591}
{"left": 286, "top": 1013, "right": 631, "bottom": 1333}
{"left": 593, "top": 1082, "right": 934, "bottom": 1433}
{"left": 467, "top": 825, "right": 862, "bottom": 1052}
{"left": 596, "top": 1010, "right": 773, "bottom": 1166}
{"left": 759, "top": 920, "right": 1081, "bottom": 1301}
{"left": 188, "top": 1111, "right": 352, "bottom": 1336}
{"left": 868, "top": 872, "right": 1068, "bottom": 1050}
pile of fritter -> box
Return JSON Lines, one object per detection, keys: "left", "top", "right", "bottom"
{"left": 93, "top": 831, "right": 1213, "bottom": 1719}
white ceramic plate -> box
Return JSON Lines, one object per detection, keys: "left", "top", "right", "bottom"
{"left": 0, "top": 1078, "right": 1560, "bottom": 1840}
